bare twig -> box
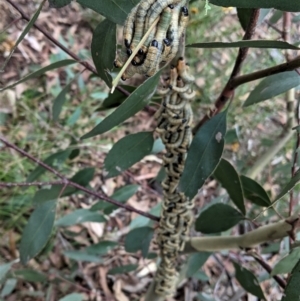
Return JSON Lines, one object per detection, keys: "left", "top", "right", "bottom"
{"left": 251, "top": 252, "right": 286, "bottom": 289}
{"left": 0, "top": 136, "right": 159, "bottom": 222}
{"left": 0, "top": 180, "right": 66, "bottom": 187}
{"left": 193, "top": 9, "right": 260, "bottom": 134}
{"left": 4, "top": 0, "right": 130, "bottom": 97}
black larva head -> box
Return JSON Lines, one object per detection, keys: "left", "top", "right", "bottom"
{"left": 132, "top": 60, "right": 138, "bottom": 66}
{"left": 178, "top": 57, "right": 184, "bottom": 61}
{"left": 163, "top": 38, "right": 171, "bottom": 46}
{"left": 126, "top": 48, "right": 132, "bottom": 56}
{"left": 138, "top": 49, "right": 144, "bottom": 55}
{"left": 168, "top": 4, "right": 174, "bottom": 9}
{"left": 113, "top": 60, "right": 119, "bottom": 68}
{"left": 124, "top": 39, "right": 130, "bottom": 48}
{"left": 151, "top": 40, "right": 158, "bottom": 47}
{"left": 182, "top": 6, "right": 189, "bottom": 16}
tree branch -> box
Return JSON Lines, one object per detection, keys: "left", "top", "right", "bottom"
{"left": 0, "top": 136, "right": 159, "bottom": 222}
{"left": 0, "top": 180, "right": 66, "bottom": 187}
{"left": 4, "top": 0, "right": 130, "bottom": 97}
{"left": 193, "top": 9, "right": 260, "bottom": 134}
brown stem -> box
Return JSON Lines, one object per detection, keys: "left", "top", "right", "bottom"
{"left": 251, "top": 252, "right": 286, "bottom": 289}
{"left": 193, "top": 9, "right": 260, "bottom": 134}
{"left": 4, "top": 0, "right": 130, "bottom": 97}
{"left": 0, "top": 136, "right": 159, "bottom": 222}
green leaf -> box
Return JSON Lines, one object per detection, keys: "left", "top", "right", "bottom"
{"left": 125, "top": 226, "right": 154, "bottom": 258}
{"left": 214, "top": 158, "right": 245, "bottom": 214}
{"left": 271, "top": 248, "right": 300, "bottom": 276}
{"left": 151, "top": 138, "right": 165, "bottom": 154}
{"left": 55, "top": 209, "right": 106, "bottom": 227}
{"left": 243, "top": 71, "right": 300, "bottom": 107}
{"left": 237, "top": 9, "right": 270, "bottom": 31}
{"left": 1, "top": 0, "right": 46, "bottom": 72}
{"left": 82, "top": 73, "right": 160, "bottom": 139}
{"left": 1, "top": 60, "right": 76, "bottom": 92}
{"left": 63, "top": 251, "right": 102, "bottom": 263}
{"left": 233, "top": 262, "right": 265, "bottom": 299}
{"left": 273, "top": 169, "right": 300, "bottom": 203}
{"left": 281, "top": 259, "right": 300, "bottom": 301}
{"left": 195, "top": 203, "right": 244, "bottom": 233}
{"left": 187, "top": 40, "right": 299, "bottom": 50}
{"left": 108, "top": 264, "right": 138, "bottom": 275}
{"left": 0, "top": 278, "right": 17, "bottom": 298}
{"left": 58, "top": 293, "right": 84, "bottom": 301}
{"left": 197, "top": 293, "right": 217, "bottom": 301}
{"left": 27, "top": 149, "right": 72, "bottom": 182}
{"left": 179, "top": 111, "right": 227, "bottom": 200}
{"left": 32, "top": 167, "right": 95, "bottom": 204}
{"left": 91, "top": 184, "right": 140, "bottom": 214}
{"left": 48, "top": 0, "right": 71, "bottom": 8}
{"left": 91, "top": 20, "right": 116, "bottom": 87}
{"left": 97, "top": 85, "right": 135, "bottom": 111}
{"left": 186, "top": 253, "right": 211, "bottom": 277}
{"left": 0, "top": 261, "right": 16, "bottom": 282}
{"left": 240, "top": 175, "right": 271, "bottom": 206}
{"left": 104, "top": 132, "right": 154, "bottom": 178}
{"left": 52, "top": 75, "right": 79, "bottom": 121}
{"left": 20, "top": 200, "right": 57, "bottom": 264}
{"left": 11, "top": 269, "right": 47, "bottom": 282}
{"left": 84, "top": 241, "right": 118, "bottom": 255}
{"left": 209, "top": 0, "right": 300, "bottom": 12}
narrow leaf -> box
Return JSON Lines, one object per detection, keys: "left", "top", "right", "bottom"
{"left": 12, "top": 269, "right": 47, "bottom": 282}
{"left": 187, "top": 40, "right": 299, "bottom": 50}
{"left": 55, "top": 209, "right": 106, "bottom": 227}
{"left": 104, "top": 132, "right": 153, "bottom": 178}
{"left": 58, "top": 293, "right": 84, "bottom": 301}
{"left": 271, "top": 247, "right": 300, "bottom": 276}
{"left": 84, "top": 241, "right": 118, "bottom": 255}
{"left": 81, "top": 73, "right": 160, "bottom": 139}
{"left": 233, "top": 262, "right": 265, "bottom": 299}
{"left": 125, "top": 226, "right": 154, "bottom": 258}
{"left": 179, "top": 111, "right": 227, "bottom": 200}
{"left": 244, "top": 71, "right": 300, "bottom": 107}
{"left": 49, "top": 0, "right": 72, "bottom": 8}
{"left": 186, "top": 253, "right": 211, "bottom": 277}
{"left": 281, "top": 259, "right": 300, "bottom": 301}
{"left": 0, "top": 261, "right": 17, "bottom": 282}
{"left": 241, "top": 175, "right": 271, "bottom": 206}
{"left": 52, "top": 75, "right": 79, "bottom": 121}
{"left": 273, "top": 169, "right": 300, "bottom": 203}
{"left": 20, "top": 200, "right": 57, "bottom": 264}
{"left": 209, "top": 0, "right": 300, "bottom": 12}
{"left": 108, "top": 264, "right": 138, "bottom": 275}
{"left": 91, "top": 19, "right": 115, "bottom": 87}
{"left": 1, "top": 0, "right": 46, "bottom": 72}
{"left": 214, "top": 158, "right": 245, "bottom": 214}
{"left": 63, "top": 251, "right": 102, "bottom": 263}
{"left": 195, "top": 204, "right": 244, "bottom": 233}
{"left": 1, "top": 60, "right": 76, "bottom": 92}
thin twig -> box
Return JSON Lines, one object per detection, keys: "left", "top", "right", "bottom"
{"left": 251, "top": 252, "right": 286, "bottom": 289}
{"left": 4, "top": 0, "right": 130, "bottom": 97}
{"left": 0, "top": 136, "right": 159, "bottom": 222}
{"left": 0, "top": 181, "right": 66, "bottom": 187}
{"left": 193, "top": 9, "right": 260, "bottom": 134}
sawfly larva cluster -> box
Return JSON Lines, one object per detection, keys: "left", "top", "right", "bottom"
{"left": 154, "top": 57, "right": 195, "bottom": 297}
{"left": 114, "top": 0, "right": 189, "bottom": 80}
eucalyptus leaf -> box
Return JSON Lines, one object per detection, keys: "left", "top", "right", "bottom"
{"left": 108, "top": 264, "right": 138, "bottom": 275}
{"left": 271, "top": 248, "right": 300, "bottom": 276}
{"left": 196, "top": 203, "right": 244, "bottom": 233}
{"left": 186, "top": 252, "right": 211, "bottom": 277}
{"left": 1, "top": 60, "right": 76, "bottom": 92}
{"left": 243, "top": 71, "right": 300, "bottom": 107}
{"left": 91, "top": 19, "right": 115, "bottom": 87}
{"left": 82, "top": 73, "right": 160, "bottom": 139}
{"left": 214, "top": 158, "right": 245, "bottom": 214}
{"left": 59, "top": 293, "right": 84, "bottom": 301}
{"left": 281, "top": 259, "right": 300, "bottom": 301}
{"left": 11, "top": 269, "right": 47, "bottom": 282}
{"left": 187, "top": 40, "right": 299, "bottom": 50}
{"left": 125, "top": 226, "right": 154, "bottom": 258}
{"left": 104, "top": 132, "right": 154, "bottom": 178}
{"left": 209, "top": 0, "right": 300, "bottom": 12}
{"left": 0, "top": 261, "right": 16, "bottom": 282}
{"left": 240, "top": 175, "right": 271, "bottom": 206}
{"left": 233, "top": 262, "right": 265, "bottom": 299}
{"left": 179, "top": 111, "right": 227, "bottom": 200}
{"left": 55, "top": 209, "right": 106, "bottom": 227}
{"left": 20, "top": 200, "right": 57, "bottom": 264}
{"left": 84, "top": 241, "right": 118, "bottom": 255}
{"left": 63, "top": 251, "right": 102, "bottom": 263}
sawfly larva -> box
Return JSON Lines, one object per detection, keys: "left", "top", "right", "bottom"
{"left": 123, "top": 5, "right": 139, "bottom": 48}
